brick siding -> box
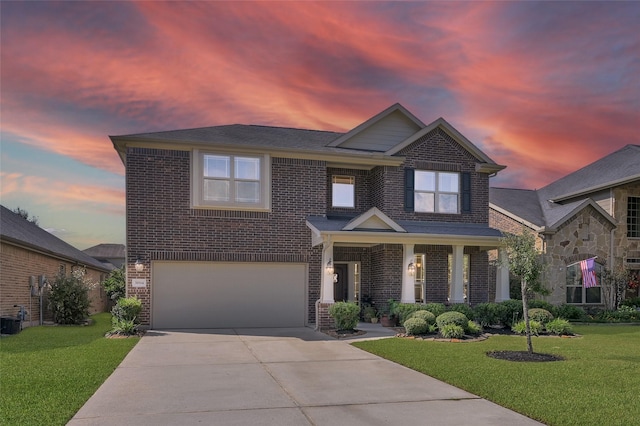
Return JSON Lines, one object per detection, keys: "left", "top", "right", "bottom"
{"left": 0, "top": 242, "right": 107, "bottom": 327}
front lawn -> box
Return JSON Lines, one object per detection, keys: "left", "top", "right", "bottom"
{"left": 0, "top": 313, "right": 139, "bottom": 426}
{"left": 353, "top": 325, "right": 640, "bottom": 426}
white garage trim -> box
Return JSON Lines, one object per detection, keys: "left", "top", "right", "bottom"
{"left": 152, "top": 261, "right": 307, "bottom": 329}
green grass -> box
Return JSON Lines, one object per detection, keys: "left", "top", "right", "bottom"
{"left": 0, "top": 313, "right": 139, "bottom": 426}
{"left": 353, "top": 325, "right": 640, "bottom": 426}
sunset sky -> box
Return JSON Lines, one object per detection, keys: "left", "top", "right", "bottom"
{"left": 1, "top": 1, "right": 638, "bottom": 249}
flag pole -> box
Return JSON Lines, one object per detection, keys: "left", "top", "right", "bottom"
{"left": 565, "top": 256, "right": 598, "bottom": 268}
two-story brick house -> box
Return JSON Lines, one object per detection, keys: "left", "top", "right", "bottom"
{"left": 112, "top": 104, "right": 507, "bottom": 329}
{"left": 490, "top": 144, "right": 640, "bottom": 307}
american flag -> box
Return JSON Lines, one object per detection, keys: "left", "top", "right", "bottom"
{"left": 580, "top": 258, "right": 598, "bottom": 288}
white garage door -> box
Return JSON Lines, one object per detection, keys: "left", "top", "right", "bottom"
{"left": 152, "top": 262, "right": 307, "bottom": 329}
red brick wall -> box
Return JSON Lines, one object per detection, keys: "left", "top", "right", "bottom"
{"left": 126, "top": 149, "right": 327, "bottom": 325}
{"left": 0, "top": 242, "right": 108, "bottom": 327}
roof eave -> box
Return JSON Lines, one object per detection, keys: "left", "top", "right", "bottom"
{"left": 550, "top": 174, "right": 640, "bottom": 202}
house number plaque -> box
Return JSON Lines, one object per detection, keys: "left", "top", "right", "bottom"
{"left": 132, "top": 279, "right": 147, "bottom": 288}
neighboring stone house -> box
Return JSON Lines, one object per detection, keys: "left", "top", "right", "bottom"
{"left": 490, "top": 144, "right": 640, "bottom": 307}
{"left": 112, "top": 103, "right": 508, "bottom": 329}
{"left": 0, "top": 205, "right": 110, "bottom": 327}
{"left": 83, "top": 243, "right": 126, "bottom": 270}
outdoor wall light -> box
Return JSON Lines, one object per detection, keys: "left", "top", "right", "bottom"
{"left": 134, "top": 258, "right": 144, "bottom": 273}
{"left": 326, "top": 258, "right": 334, "bottom": 275}
{"left": 408, "top": 261, "right": 415, "bottom": 276}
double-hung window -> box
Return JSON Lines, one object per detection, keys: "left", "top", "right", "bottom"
{"left": 415, "top": 171, "right": 460, "bottom": 213}
{"left": 193, "top": 151, "right": 270, "bottom": 210}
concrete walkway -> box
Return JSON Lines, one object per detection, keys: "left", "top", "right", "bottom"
{"left": 68, "top": 325, "right": 543, "bottom": 425}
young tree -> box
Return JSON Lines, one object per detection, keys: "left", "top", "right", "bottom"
{"left": 501, "top": 229, "right": 544, "bottom": 354}
{"left": 601, "top": 264, "right": 630, "bottom": 311}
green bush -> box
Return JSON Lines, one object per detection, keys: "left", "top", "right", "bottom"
{"left": 404, "top": 317, "right": 428, "bottom": 335}
{"left": 111, "top": 318, "right": 137, "bottom": 335}
{"left": 556, "top": 304, "right": 586, "bottom": 320}
{"left": 436, "top": 311, "right": 468, "bottom": 329}
{"left": 361, "top": 306, "right": 377, "bottom": 322}
{"left": 423, "top": 302, "right": 447, "bottom": 317}
{"left": 329, "top": 301, "right": 360, "bottom": 330}
{"left": 466, "top": 320, "right": 483, "bottom": 335}
{"left": 498, "top": 299, "right": 523, "bottom": 327}
{"left": 621, "top": 297, "right": 640, "bottom": 308}
{"left": 528, "top": 308, "right": 554, "bottom": 324}
{"left": 440, "top": 324, "right": 465, "bottom": 339}
{"left": 406, "top": 309, "right": 436, "bottom": 325}
{"left": 528, "top": 299, "right": 558, "bottom": 317}
{"left": 102, "top": 266, "right": 125, "bottom": 301}
{"left": 611, "top": 306, "right": 640, "bottom": 321}
{"left": 512, "top": 320, "right": 542, "bottom": 336}
{"left": 448, "top": 303, "right": 475, "bottom": 320}
{"left": 545, "top": 318, "right": 574, "bottom": 335}
{"left": 395, "top": 303, "right": 422, "bottom": 324}
{"left": 111, "top": 296, "right": 142, "bottom": 323}
{"left": 472, "top": 302, "right": 502, "bottom": 326}
{"left": 48, "top": 272, "right": 92, "bottom": 325}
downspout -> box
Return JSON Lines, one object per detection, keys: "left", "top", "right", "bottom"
{"left": 609, "top": 187, "right": 615, "bottom": 270}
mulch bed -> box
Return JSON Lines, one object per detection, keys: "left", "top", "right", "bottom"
{"left": 323, "top": 329, "right": 367, "bottom": 339}
{"left": 487, "top": 350, "right": 564, "bottom": 362}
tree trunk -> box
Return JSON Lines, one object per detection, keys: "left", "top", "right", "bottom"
{"left": 521, "top": 278, "right": 533, "bottom": 354}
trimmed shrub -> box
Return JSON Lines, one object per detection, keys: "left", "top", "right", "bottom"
{"left": 404, "top": 317, "right": 428, "bottom": 335}
{"left": 102, "top": 267, "right": 126, "bottom": 301}
{"left": 406, "top": 310, "right": 436, "bottom": 325}
{"left": 512, "top": 320, "right": 542, "bottom": 336}
{"left": 395, "top": 303, "right": 422, "bottom": 324}
{"left": 472, "top": 302, "right": 502, "bottom": 327}
{"left": 448, "top": 303, "right": 475, "bottom": 320}
{"left": 528, "top": 300, "right": 558, "bottom": 317}
{"left": 498, "top": 299, "right": 524, "bottom": 327}
{"left": 466, "top": 320, "right": 483, "bottom": 335}
{"left": 528, "top": 308, "right": 554, "bottom": 324}
{"left": 110, "top": 296, "right": 143, "bottom": 335}
{"left": 545, "top": 318, "right": 574, "bottom": 335}
{"left": 556, "top": 304, "right": 586, "bottom": 320}
{"left": 436, "top": 311, "right": 468, "bottom": 329}
{"left": 423, "top": 303, "right": 447, "bottom": 317}
{"left": 329, "top": 302, "right": 360, "bottom": 330}
{"left": 48, "top": 272, "right": 92, "bottom": 325}
{"left": 440, "top": 324, "right": 465, "bottom": 339}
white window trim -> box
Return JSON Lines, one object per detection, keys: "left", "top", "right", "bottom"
{"left": 415, "top": 170, "right": 460, "bottom": 214}
{"left": 332, "top": 175, "right": 355, "bottom": 208}
{"left": 192, "top": 150, "right": 271, "bottom": 211}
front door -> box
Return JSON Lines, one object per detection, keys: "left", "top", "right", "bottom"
{"left": 334, "top": 263, "right": 349, "bottom": 302}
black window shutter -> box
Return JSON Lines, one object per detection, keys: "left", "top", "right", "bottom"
{"left": 461, "top": 172, "right": 471, "bottom": 213}
{"left": 405, "top": 168, "right": 415, "bottom": 212}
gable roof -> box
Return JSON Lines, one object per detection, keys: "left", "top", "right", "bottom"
{"left": 489, "top": 145, "right": 638, "bottom": 233}
{"left": 342, "top": 207, "right": 406, "bottom": 232}
{"left": 112, "top": 103, "right": 505, "bottom": 173}
{"left": 540, "top": 144, "right": 640, "bottom": 202}
{"left": 83, "top": 243, "right": 125, "bottom": 259}
{"left": 0, "top": 205, "right": 108, "bottom": 271}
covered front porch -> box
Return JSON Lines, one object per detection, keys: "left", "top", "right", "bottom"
{"left": 307, "top": 208, "right": 510, "bottom": 329}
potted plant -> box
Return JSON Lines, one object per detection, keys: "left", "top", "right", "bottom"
{"left": 379, "top": 299, "right": 398, "bottom": 327}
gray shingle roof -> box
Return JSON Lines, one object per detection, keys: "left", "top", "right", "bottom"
{"left": 0, "top": 205, "right": 108, "bottom": 271}
{"left": 540, "top": 144, "right": 640, "bottom": 201}
{"left": 307, "top": 216, "right": 502, "bottom": 238}
{"left": 489, "top": 188, "right": 545, "bottom": 228}
{"left": 490, "top": 145, "right": 638, "bottom": 231}
{"left": 83, "top": 243, "right": 125, "bottom": 258}
{"left": 116, "top": 124, "right": 347, "bottom": 152}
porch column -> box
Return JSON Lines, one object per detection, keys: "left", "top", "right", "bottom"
{"left": 401, "top": 244, "right": 415, "bottom": 303}
{"left": 450, "top": 245, "right": 465, "bottom": 303}
{"left": 495, "top": 248, "right": 511, "bottom": 302}
{"left": 321, "top": 242, "right": 335, "bottom": 303}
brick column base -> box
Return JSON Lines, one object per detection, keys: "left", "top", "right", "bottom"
{"left": 316, "top": 301, "right": 335, "bottom": 330}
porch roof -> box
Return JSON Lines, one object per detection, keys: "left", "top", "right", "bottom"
{"left": 306, "top": 215, "right": 503, "bottom": 249}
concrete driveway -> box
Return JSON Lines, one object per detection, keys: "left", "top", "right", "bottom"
{"left": 68, "top": 326, "right": 543, "bottom": 425}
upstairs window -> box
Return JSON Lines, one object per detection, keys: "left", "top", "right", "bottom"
{"left": 193, "top": 151, "right": 270, "bottom": 210}
{"left": 628, "top": 196, "right": 640, "bottom": 238}
{"left": 332, "top": 176, "right": 355, "bottom": 208}
{"left": 414, "top": 171, "right": 459, "bottom": 213}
